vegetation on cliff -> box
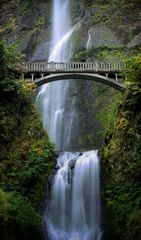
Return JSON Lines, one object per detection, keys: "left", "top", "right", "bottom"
{"left": 102, "top": 55, "right": 141, "bottom": 240}
{"left": 0, "top": 41, "right": 55, "bottom": 240}
{"left": 0, "top": 0, "right": 141, "bottom": 239}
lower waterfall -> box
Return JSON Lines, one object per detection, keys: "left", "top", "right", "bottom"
{"left": 45, "top": 150, "right": 102, "bottom": 240}
{"left": 37, "top": 0, "right": 102, "bottom": 239}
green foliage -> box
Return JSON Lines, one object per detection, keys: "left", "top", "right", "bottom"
{"left": 89, "top": 0, "right": 140, "bottom": 28}
{"left": 96, "top": 48, "right": 127, "bottom": 62}
{"left": 0, "top": 189, "right": 11, "bottom": 222}
{"left": 75, "top": 46, "right": 140, "bottom": 64}
{"left": 5, "top": 17, "right": 17, "bottom": 32}
{"left": 91, "top": 4, "right": 110, "bottom": 24}
{"left": 128, "top": 210, "right": 141, "bottom": 240}
{"left": 20, "top": 1, "right": 30, "bottom": 14}
{"left": 0, "top": 189, "right": 41, "bottom": 229}
{"left": 125, "top": 55, "right": 141, "bottom": 83}
{"left": 74, "top": 48, "right": 140, "bottom": 150}
{"left": 74, "top": 49, "right": 94, "bottom": 61}
{"left": 8, "top": 192, "right": 41, "bottom": 230}
{"left": 0, "top": 41, "right": 22, "bottom": 94}
{"left": 102, "top": 54, "right": 141, "bottom": 240}
{"left": 34, "top": 17, "right": 46, "bottom": 28}
{"left": 0, "top": 41, "right": 55, "bottom": 239}
{"left": 0, "top": 189, "right": 41, "bottom": 240}
{"left": 97, "top": 92, "right": 122, "bottom": 136}
{"left": 79, "top": 133, "right": 96, "bottom": 150}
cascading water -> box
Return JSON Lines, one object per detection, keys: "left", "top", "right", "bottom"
{"left": 71, "top": 151, "right": 102, "bottom": 240}
{"left": 46, "top": 151, "right": 102, "bottom": 240}
{"left": 36, "top": 0, "right": 81, "bottom": 151}
{"left": 86, "top": 30, "right": 92, "bottom": 50}
{"left": 37, "top": 0, "right": 102, "bottom": 239}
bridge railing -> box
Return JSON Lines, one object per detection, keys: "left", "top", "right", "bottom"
{"left": 22, "top": 61, "right": 125, "bottom": 73}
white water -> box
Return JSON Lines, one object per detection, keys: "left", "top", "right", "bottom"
{"left": 37, "top": 0, "right": 102, "bottom": 239}
{"left": 36, "top": 0, "right": 81, "bottom": 151}
{"left": 46, "top": 151, "right": 102, "bottom": 240}
{"left": 86, "top": 30, "right": 92, "bottom": 50}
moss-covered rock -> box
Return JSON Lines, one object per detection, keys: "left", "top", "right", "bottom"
{"left": 0, "top": 0, "right": 141, "bottom": 60}
{"left": 0, "top": 41, "right": 55, "bottom": 240}
{"left": 102, "top": 55, "right": 141, "bottom": 240}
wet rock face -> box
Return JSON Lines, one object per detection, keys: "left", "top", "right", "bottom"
{"left": 68, "top": 158, "right": 76, "bottom": 184}
{"left": 21, "top": 29, "right": 51, "bottom": 61}
{"left": 0, "top": 0, "right": 52, "bottom": 59}
{"left": 0, "top": 0, "right": 141, "bottom": 60}
{"left": 68, "top": 158, "right": 76, "bottom": 169}
{"left": 127, "top": 32, "right": 141, "bottom": 47}
{"left": 48, "top": 169, "right": 57, "bottom": 188}
{"left": 48, "top": 154, "right": 78, "bottom": 187}
{"left": 49, "top": 153, "right": 83, "bottom": 187}
{"left": 68, "top": 153, "right": 84, "bottom": 184}
{"left": 72, "top": 0, "right": 141, "bottom": 49}
{"left": 87, "top": 25, "right": 123, "bottom": 48}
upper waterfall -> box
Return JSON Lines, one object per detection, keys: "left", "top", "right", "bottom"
{"left": 51, "top": 0, "right": 71, "bottom": 50}
{"left": 36, "top": 0, "right": 81, "bottom": 151}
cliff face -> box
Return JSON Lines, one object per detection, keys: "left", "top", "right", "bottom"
{"left": 0, "top": 0, "right": 140, "bottom": 150}
{"left": 102, "top": 56, "right": 141, "bottom": 240}
{"left": 0, "top": 1, "right": 141, "bottom": 239}
{"left": 0, "top": 41, "right": 55, "bottom": 240}
{"left": 0, "top": 0, "right": 141, "bottom": 60}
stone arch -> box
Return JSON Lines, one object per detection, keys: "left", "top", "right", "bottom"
{"left": 34, "top": 73, "right": 125, "bottom": 92}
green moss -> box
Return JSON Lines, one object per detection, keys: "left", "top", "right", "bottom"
{"left": 75, "top": 46, "right": 140, "bottom": 64}
{"left": 0, "top": 41, "right": 55, "bottom": 240}
{"left": 97, "top": 92, "right": 122, "bottom": 137}
{"left": 5, "top": 17, "right": 17, "bottom": 32}
{"left": 91, "top": 5, "right": 111, "bottom": 24}
{"left": 117, "top": 117, "right": 129, "bottom": 130}
{"left": 128, "top": 210, "right": 141, "bottom": 240}
{"left": 102, "top": 55, "right": 141, "bottom": 239}
{"left": 88, "top": 0, "right": 140, "bottom": 29}
{"left": 20, "top": 2, "right": 30, "bottom": 14}
{"left": 34, "top": 17, "right": 46, "bottom": 28}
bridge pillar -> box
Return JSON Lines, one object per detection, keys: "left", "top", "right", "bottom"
{"left": 95, "top": 62, "right": 98, "bottom": 71}
{"left": 31, "top": 74, "right": 35, "bottom": 81}
{"left": 21, "top": 73, "right": 24, "bottom": 80}
{"left": 40, "top": 74, "right": 44, "bottom": 78}
{"left": 105, "top": 74, "right": 108, "bottom": 79}
{"left": 115, "top": 74, "right": 118, "bottom": 82}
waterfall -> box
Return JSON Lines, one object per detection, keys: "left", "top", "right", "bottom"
{"left": 45, "top": 151, "right": 102, "bottom": 240}
{"left": 71, "top": 151, "right": 101, "bottom": 240}
{"left": 86, "top": 30, "right": 92, "bottom": 50}
{"left": 36, "top": 0, "right": 81, "bottom": 151}
{"left": 37, "top": 0, "right": 102, "bottom": 239}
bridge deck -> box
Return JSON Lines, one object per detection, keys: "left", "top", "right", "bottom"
{"left": 22, "top": 61, "right": 125, "bottom": 74}
{"left": 22, "top": 61, "right": 126, "bottom": 92}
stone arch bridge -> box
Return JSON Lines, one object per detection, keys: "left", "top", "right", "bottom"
{"left": 22, "top": 61, "right": 126, "bottom": 92}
